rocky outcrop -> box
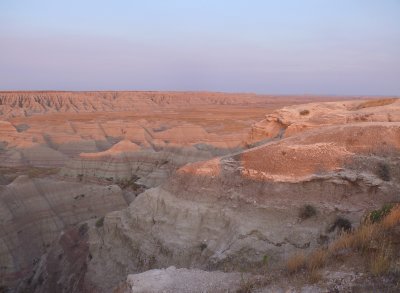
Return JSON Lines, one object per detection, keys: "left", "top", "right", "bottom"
{"left": 247, "top": 98, "right": 400, "bottom": 144}
{"left": 61, "top": 143, "right": 240, "bottom": 188}
{"left": 81, "top": 188, "right": 319, "bottom": 292}
{"left": 0, "top": 176, "right": 127, "bottom": 287}
{"left": 27, "top": 121, "right": 399, "bottom": 292}
{"left": 5, "top": 97, "right": 400, "bottom": 292}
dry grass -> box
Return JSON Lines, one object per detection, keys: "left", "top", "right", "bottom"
{"left": 329, "top": 204, "right": 399, "bottom": 275}
{"left": 329, "top": 231, "right": 353, "bottom": 253}
{"left": 307, "top": 249, "right": 328, "bottom": 271}
{"left": 286, "top": 203, "right": 400, "bottom": 283}
{"left": 330, "top": 205, "right": 400, "bottom": 255}
{"left": 351, "top": 224, "right": 380, "bottom": 252}
{"left": 370, "top": 243, "right": 392, "bottom": 276}
{"left": 236, "top": 275, "right": 270, "bottom": 293}
{"left": 286, "top": 252, "right": 306, "bottom": 274}
{"left": 308, "top": 269, "right": 322, "bottom": 284}
{"left": 370, "top": 255, "right": 391, "bottom": 276}
{"left": 236, "top": 278, "right": 255, "bottom": 293}
{"left": 381, "top": 205, "right": 400, "bottom": 229}
{"left": 353, "top": 98, "right": 397, "bottom": 110}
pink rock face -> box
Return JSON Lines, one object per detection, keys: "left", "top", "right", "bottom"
{"left": 1, "top": 91, "right": 334, "bottom": 169}
{"left": 246, "top": 98, "right": 400, "bottom": 144}
{"left": 240, "top": 123, "right": 400, "bottom": 181}
{"left": 180, "top": 98, "right": 400, "bottom": 182}
{"left": 1, "top": 92, "right": 398, "bottom": 293}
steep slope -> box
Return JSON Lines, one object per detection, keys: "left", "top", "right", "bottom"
{"left": 0, "top": 176, "right": 127, "bottom": 288}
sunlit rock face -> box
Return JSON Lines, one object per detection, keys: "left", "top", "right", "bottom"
{"left": 246, "top": 98, "right": 400, "bottom": 145}
{"left": 0, "top": 91, "right": 288, "bottom": 171}
{"left": 14, "top": 97, "right": 399, "bottom": 293}
{"left": 2, "top": 93, "right": 399, "bottom": 292}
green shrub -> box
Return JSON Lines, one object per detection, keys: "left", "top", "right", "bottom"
{"left": 369, "top": 204, "right": 393, "bottom": 223}
{"left": 95, "top": 216, "right": 105, "bottom": 228}
{"left": 262, "top": 254, "right": 269, "bottom": 269}
{"left": 300, "top": 109, "right": 310, "bottom": 116}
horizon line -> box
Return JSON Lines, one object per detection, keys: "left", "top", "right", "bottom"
{"left": 0, "top": 89, "right": 399, "bottom": 98}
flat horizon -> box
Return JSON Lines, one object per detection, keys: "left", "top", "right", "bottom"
{"left": 0, "top": 89, "right": 399, "bottom": 98}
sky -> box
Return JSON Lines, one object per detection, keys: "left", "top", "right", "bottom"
{"left": 0, "top": 0, "right": 399, "bottom": 95}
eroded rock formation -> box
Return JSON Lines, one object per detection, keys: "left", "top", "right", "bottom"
{"left": 1, "top": 93, "right": 399, "bottom": 292}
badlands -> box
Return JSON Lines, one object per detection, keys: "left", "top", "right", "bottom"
{"left": 0, "top": 92, "right": 399, "bottom": 292}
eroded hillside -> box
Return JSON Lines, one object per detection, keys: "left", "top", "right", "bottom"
{"left": 0, "top": 93, "right": 399, "bottom": 292}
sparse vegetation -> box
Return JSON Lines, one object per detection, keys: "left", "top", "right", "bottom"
{"left": 286, "top": 204, "right": 400, "bottom": 284}
{"left": 299, "top": 109, "right": 310, "bottom": 115}
{"left": 307, "top": 249, "right": 328, "bottom": 271}
{"left": 95, "top": 216, "right": 105, "bottom": 228}
{"left": 308, "top": 269, "right": 322, "bottom": 284}
{"left": 286, "top": 252, "right": 306, "bottom": 274}
{"left": 299, "top": 204, "right": 317, "bottom": 220}
{"left": 382, "top": 204, "right": 400, "bottom": 229}
{"left": 114, "top": 175, "right": 145, "bottom": 191}
{"left": 236, "top": 275, "right": 269, "bottom": 293}
{"left": 262, "top": 255, "right": 269, "bottom": 269}
{"left": 369, "top": 204, "right": 393, "bottom": 223}
{"left": 370, "top": 242, "right": 392, "bottom": 276}
{"left": 237, "top": 276, "right": 256, "bottom": 293}
{"left": 337, "top": 204, "right": 399, "bottom": 254}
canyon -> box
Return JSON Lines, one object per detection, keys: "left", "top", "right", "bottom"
{"left": 0, "top": 92, "right": 399, "bottom": 292}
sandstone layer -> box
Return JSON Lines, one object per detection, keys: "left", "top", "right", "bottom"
{"left": 1, "top": 94, "right": 399, "bottom": 292}
{"left": 14, "top": 97, "right": 399, "bottom": 293}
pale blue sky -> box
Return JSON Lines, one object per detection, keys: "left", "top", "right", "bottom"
{"left": 1, "top": 0, "right": 399, "bottom": 94}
